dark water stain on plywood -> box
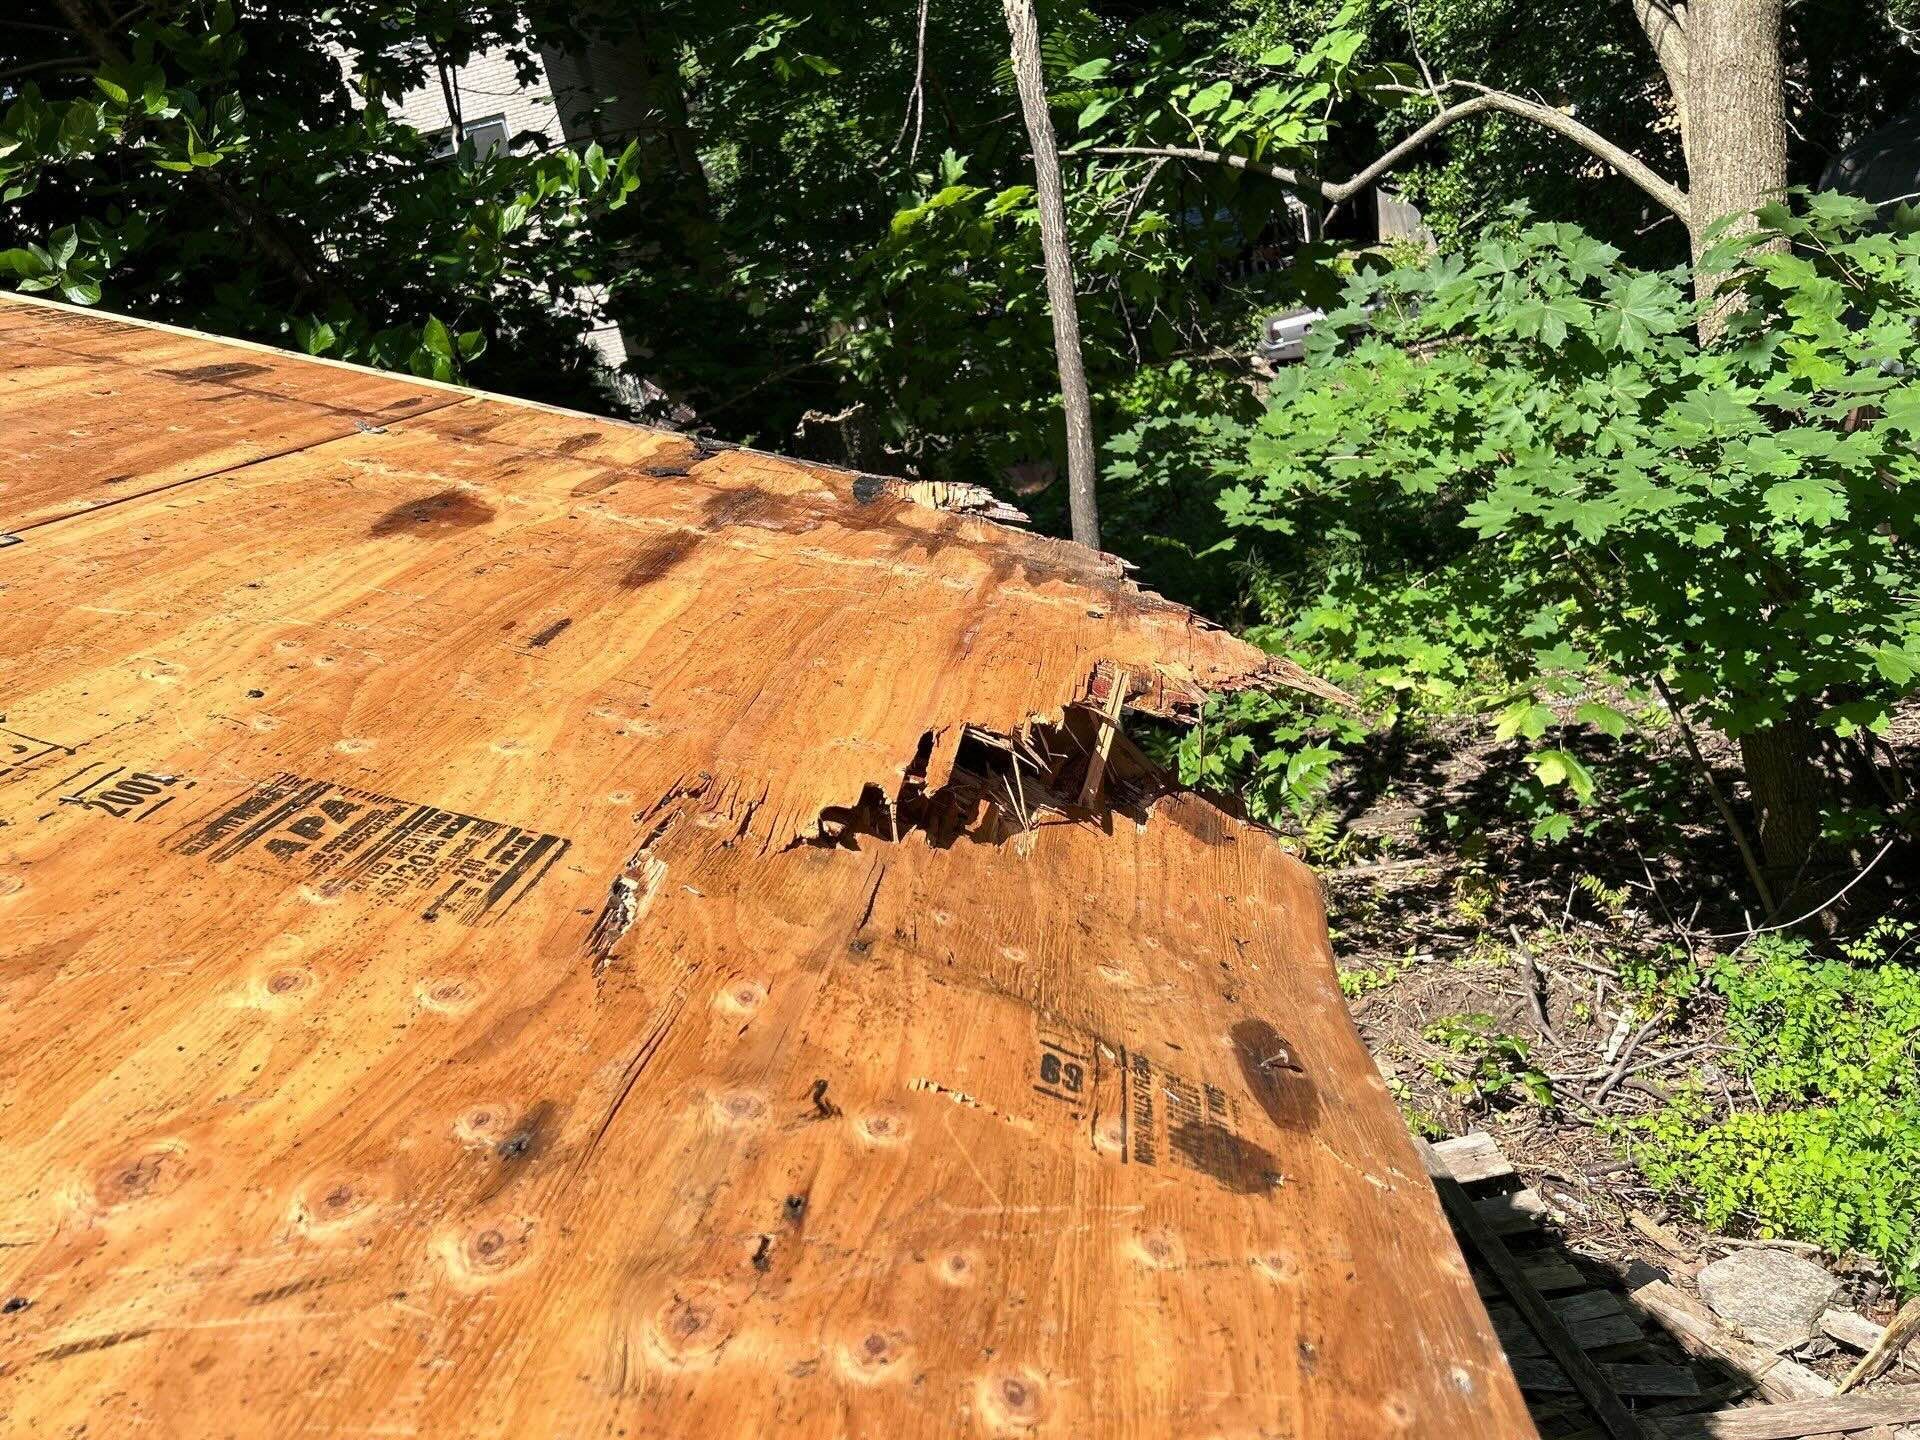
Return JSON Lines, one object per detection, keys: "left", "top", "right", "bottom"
{"left": 527, "top": 618, "right": 572, "bottom": 650}
{"left": 571, "top": 470, "right": 626, "bottom": 498}
{"left": 1233, "top": 1018, "right": 1319, "bottom": 1133}
{"left": 621, "top": 532, "right": 700, "bottom": 589}
{"left": 163, "top": 361, "right": 272, "bottom": 385}
{"left": 369, "top": 488, "right": 496, "bottom": 536}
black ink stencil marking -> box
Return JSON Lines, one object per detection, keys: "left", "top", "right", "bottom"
{"left": 172, "top": 772, "right": 569, "bottom": 925}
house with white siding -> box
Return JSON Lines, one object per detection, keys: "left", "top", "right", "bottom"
{"left": 390, "top": 40, "right": 659, "bottom": 384}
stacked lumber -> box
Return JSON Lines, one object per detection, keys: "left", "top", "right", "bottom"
{"left": 0, "top": 294, "right": 1534, "bottom": 1437}
{"left": 1428, "top": 1134, "right": 1920, "bottom": 1440}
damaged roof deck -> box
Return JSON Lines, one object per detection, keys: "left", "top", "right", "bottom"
{"left": 0, "top": 293, "right": 1533, "bottom": 1439}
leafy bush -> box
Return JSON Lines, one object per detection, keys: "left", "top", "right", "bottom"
{"left": 1633, "top": 925, "right": 1920, "bottom": 1289}
{"left": 1152, "top": 196, "right": 1920, "bottom": 856}
{"left": 0, "top": 3, "right": 644, "bottom": 396}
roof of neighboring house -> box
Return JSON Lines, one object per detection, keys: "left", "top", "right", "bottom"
{"left": 0, "top": 293, "right": 1532, "bottom": 1439}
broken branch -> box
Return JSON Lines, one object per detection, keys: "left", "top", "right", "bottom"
{"left": 1840, "top": 1294, "right": 1920, "bottom": 1395}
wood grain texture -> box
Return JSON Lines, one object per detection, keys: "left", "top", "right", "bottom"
{"left": 0, "top": 293, "right": 1535, "bottom": 1439}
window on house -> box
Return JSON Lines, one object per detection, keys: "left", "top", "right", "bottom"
{"left": 427, "top": 114, "right": 511, "bottom": 161}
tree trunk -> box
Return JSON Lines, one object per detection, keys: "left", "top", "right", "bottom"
{"left": 1001, "top": 0, "right": 1101, "bottom": 549}
{"left": 1670, "top": 0, "right": 1839, "bottom": 904}
{"left": 1682, "top": 0, "right": 1788, "bottom": 329}
{"left": 1738, "top": 714, "right": 1833, "bottom": 912}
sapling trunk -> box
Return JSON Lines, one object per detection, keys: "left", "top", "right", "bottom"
{"left": 1001, "top": 0, "right": 1101, "bottom": 549}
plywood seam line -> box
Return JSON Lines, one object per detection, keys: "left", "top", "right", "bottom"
{"left": 5, "top": 395, "right": 469, "bottom": 538}
{"left": 1, "top": 330, "right": 465, "bottom": 431}
{"left": 3, "top": 295, "right": 1022, "bottom": 528}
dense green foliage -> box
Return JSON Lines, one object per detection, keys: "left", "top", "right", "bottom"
{"left": 1156, "top": 201, "right": 1920, "bottom": 850}
{"left": 1236, "top": 0, "right": 1920, "bottom": 261}
{"left": 1635, "top": 925, "right": 1920, "bottom": 1289}
{"left": 0, "top": 1, "right": 654, "bottom": 401}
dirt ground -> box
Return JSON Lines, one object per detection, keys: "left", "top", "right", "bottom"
{"left": 1311, "top": 701, "right": 1918, "bottom": 1362}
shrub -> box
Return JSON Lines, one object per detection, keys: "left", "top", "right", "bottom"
{"left": 1150, "top": 196, "right": 1920, "bottom": 863}
{"left": 1633, "top": 925, "right": 1920, "bottom": 1290}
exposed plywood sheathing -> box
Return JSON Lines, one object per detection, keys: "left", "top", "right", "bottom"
{"left": 0, "top": 293, "right": 1535, "bottom": 1438}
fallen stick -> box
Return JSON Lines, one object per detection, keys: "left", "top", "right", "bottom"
{"left": 1323, "top": 856, "right": 1446, "bottom": 881}
{"left": 1417, "top": 1138, "right": 1643, "bottom": 1440}
{"left": 1594, "top": 1013, "right": 1666, "bottom": 1105}
{"left": 1630, "top": 1209, "right": 1692, "bottom": 1260}
{"left": 1840, "top": 1295, "right": 1920, "bottom": 1394}
{"left": 1823, "top": 1306, "right": 1920, "bottom": 1380}
{"left": 1510, "top": 924, "right": 1555, "bottom": 1040}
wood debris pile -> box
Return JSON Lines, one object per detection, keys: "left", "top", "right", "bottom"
{"left": 1430, "top": 1133, "right": 1920, "bottom": 1440}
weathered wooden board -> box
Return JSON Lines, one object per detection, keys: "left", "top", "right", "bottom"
{"left": 1434, "top": 1130, "right": 1518, "bottom": 1186}
{"left": 0, "top": 293, "right": 1537, "bottom": 1439}
{"left": 1649, "top": 1386, "right": 1920, "bottom": 1440}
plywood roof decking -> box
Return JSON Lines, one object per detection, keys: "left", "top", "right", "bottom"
{"left": 0, "top": 293, "right": 1536, "bottom": 1439}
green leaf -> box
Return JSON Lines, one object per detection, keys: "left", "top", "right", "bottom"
{"left": 1077, "top": 97, "right": 1116, "bottom": 131}
{"left": 1575, "top": 701, "right": 1630, "bottom": 739}
{"left": 1495, "top": 701, "right": 1554, "bottom": 743}
{"left": 1532, "top": 641, "right": 1587, "bottom": 671}
{"left": 421, "top": 315, "right": 455, "bottom": 361}
{"left": 1763, "top": 476, "right": 1848, "bottom": 527}
{"left": 1186, "top": 81, "right": 1233, "bottom": 116}
{"left": 1871, "top": 642, "right": 1919, "bottom": 685}
{"left": 0, "top": 246, "right": 49, "bottom": 278}
{"left": 1531, "top": 748, "right": 1595, "bottom": 803}
{"left": 291, "top": 318, "right": 336, "bottom": 355}
{"left": 1531, "top": 811, "right": 1575, "bottom": 843}
{"left": 57, "top": 100, "right": 103, "bottom": 151}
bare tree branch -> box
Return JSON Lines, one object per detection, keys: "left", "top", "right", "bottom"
{"left": 0, "top": 57, "right": 91, "bottom": 82}
{"left": 1116, "top": 154, "right": 1169, "bottom": 235}
{"left": 49, "top": 0, "right": 127, "bottom": 64}
{"left": 1628, "top": 0, "right": 1691, "bottom": 131}
{"left": 1093, "top": 82, "right": 1690, "bottom": 223}
{"left": 888, "top": 0, "right": 931, "bottom": 166}
{"left": 431, "top": 42, "right": 464, "bottom": 136}
{"left": 1372, "top": 82, "right": 1689, "bottom": 217}
{"left": 1090, "top": 145, "right": 1320, "bottom": 193}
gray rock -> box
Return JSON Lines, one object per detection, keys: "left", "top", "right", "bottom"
{"left": 1697, "top": 1248, "right": 1842, "bottom": 1352}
